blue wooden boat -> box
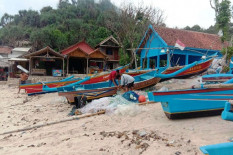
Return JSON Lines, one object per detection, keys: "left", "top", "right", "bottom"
{"left": 58, "top": 70, "right": 160, "bottom": 102}
{"left": 21, "top": 75, "right": 82, "bottom": 94}
{"left": 58, "top": 62, "right": 198, "bottom": 103}
{"left": 28, "top": 76, "right": 90, "bottom": 96}
{"left": 148, "top": 80, "right": 233, "bottom": 119}
{"left": 202, "top": 74, "right": 233, "bottom": 84}
{"left": 200, "top": 142, "right": 233, "bottom": 155}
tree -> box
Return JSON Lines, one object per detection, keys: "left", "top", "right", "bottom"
{"left": 0, "top": 13, "right": 14, "bottom": 27}
{"left": 210, "top": 0, "right": 231, "bottom": 41}
{"left": 105, "top": 2, "right": 165, "bottom": 66}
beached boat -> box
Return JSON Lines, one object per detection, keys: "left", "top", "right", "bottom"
{"left": 148, "top": 81, "right": 233, "bottom": 119}
{"left": 81, "top": 64, "right": 129, "bottom": 84}
{"left": 58, "top": 70, "right": 160, "bottom": 102}
{"left": 58, "top": 62, "right": 198, "bottom": 103}
{"left": 21, "top": 64, "right": 129, "bottom": 94}
{"left": 202, "top": 73, "right": 233, "bottom": 83}
{"left": 157, "top": 56, "right": 214, "bottom": 79}
{"left": 20, "top": 76, "right": 82, "bottom": 94}
{"left": 200, "top": 142, "right": 233, "bottom": 155}
{"left": 161, "top": 56, "right": 214, "bottom": 78}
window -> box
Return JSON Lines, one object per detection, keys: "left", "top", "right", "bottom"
{"left": 106, "top": 48, "right": 113, "bottom": 55}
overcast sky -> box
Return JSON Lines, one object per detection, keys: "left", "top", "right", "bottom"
{"left": 0, "top": 0, "right": 232, "bottom": 29}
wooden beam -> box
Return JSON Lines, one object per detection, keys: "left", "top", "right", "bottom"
{"left": 67, "top": 56, "right": 69, "bottom": 75}
{"left": 86, "top": 57, "right": 89, "bottom": 74}
{"left": 62, "top": 58, "right": 65, "bottom": 77}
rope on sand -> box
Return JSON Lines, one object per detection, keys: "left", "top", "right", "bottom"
{"left": 0, "top": 110, "right": 105, "bottom": 136}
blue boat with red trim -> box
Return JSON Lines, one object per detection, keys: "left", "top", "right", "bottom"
{"left": 148, "top": 80, "right": 233, "bottom": 119}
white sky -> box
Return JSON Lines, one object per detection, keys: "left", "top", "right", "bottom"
{"left": 0, "top": 0, "right": 232, "bottom": 29}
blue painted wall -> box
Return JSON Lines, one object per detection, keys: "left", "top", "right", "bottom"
{"left": 137, "top": 25, "right": 222, "bottom": 69}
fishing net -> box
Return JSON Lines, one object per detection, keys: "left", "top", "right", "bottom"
{"left": 79, "top": 91, "right": 147, "bottom": 115}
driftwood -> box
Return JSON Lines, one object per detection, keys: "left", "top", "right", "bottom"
{"left": 0, "top": 110, "right": 105, "bottom": 136}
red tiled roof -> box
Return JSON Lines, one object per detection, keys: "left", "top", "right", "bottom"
{"left": 0, "top": 46, "right": 12, "bottom": 54}
{"left": 61, "top": 40, "right": 94, "bottom": 55}
{"left": 154, "top": 26, "right": 223, "bottom": 50}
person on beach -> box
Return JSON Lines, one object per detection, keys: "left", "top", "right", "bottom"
{"left": 109, "top": 69, "right": 120, "bottom": 87}
{"left": 18, "top": 72, "right": 29, "bottom": 93}
{"left": 118, "top": 74, "right": 135, "bottom": 92}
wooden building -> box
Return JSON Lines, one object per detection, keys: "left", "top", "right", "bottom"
{"left": 24, "top": 46, "right": 65, "bottom": 76}
{"left": 95, "top": 35, "right": 121, "bottom": 69}
{"left": 61, "top": 40, "right": 108, "bottom": 74}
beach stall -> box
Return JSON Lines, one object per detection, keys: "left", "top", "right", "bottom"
{"left": 24, "top": 46, "right": 65, "bottom": 76}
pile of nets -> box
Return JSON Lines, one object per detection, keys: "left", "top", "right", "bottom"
{"left": 79, "top": 91, "right": 147, "bottom": 116}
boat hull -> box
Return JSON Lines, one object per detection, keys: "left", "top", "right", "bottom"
{"left": 59, "top": 72, "right": 160, "bottom": 103}
{"left": 81, "top": 65, "right": 129, "bottom": 84}
{"left": 202, "top": 74, "right": 233, "bottom": 83}
{"left": 21, "top": 65, "right": 129, "bottom": 94}
{"left": 200, "top": 142, "right": 233, "bottom": 155}
{"left": 162, "top": 58, "right": 213, "bottom": 78}
{"left": 148, "top": 87, "right": 233, "bottom": 119}
{"left": 20, "top": 78, "right": 81, "bottom": 94}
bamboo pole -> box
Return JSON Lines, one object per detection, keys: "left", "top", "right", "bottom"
{"left": 0, "top": 110, "right": 105, "bottom": 136}
{"left": 138, "top": 101, "right": 157, "bottom": 105}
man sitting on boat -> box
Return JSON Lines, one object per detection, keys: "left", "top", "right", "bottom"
{"left": 109, "top": 70, "right": 120, "bottom": 87}
{"left": 118, "top": 74, "right": 135, "bottom": 92}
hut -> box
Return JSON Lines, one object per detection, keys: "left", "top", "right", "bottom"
{"left": 24, "top": 46, "right": 65, "bottom": 76}
{"left": 95, "top": 35, "right": 121, "bottom": 69}
{"left": 61, "top": 40, "right": 108, "bottom": 74}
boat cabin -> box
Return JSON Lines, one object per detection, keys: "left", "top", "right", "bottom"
{"left": 136, "top": 25, "right": 223, "bottom": 72}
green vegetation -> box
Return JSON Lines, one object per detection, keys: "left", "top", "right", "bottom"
{"left": 0, "top": 0, "right": 166, "bottom": 66}
{"left": 0, "top": 0, "right": 233, "bottom": 65}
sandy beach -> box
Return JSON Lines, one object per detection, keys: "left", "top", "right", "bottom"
{"left": 0, "top": 77, "right": 233, "bottom": 155}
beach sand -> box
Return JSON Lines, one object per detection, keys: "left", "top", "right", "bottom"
{"left": 0, "top": 77, "right": 233, "bottom": 155}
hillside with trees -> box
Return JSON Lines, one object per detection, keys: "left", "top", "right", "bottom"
{"left": 0, "top": 0, "right": 165, "bottom": 65}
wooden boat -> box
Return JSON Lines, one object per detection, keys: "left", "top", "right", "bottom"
{"left": 202, "top": 73, "right": 233, "bottom": 83}
{"left": 200, "top": 142, "right": 233, "bottom": 155}
{"left": 148, "top": 82, "right": 233, "bottom": 119}
{"left": 58, "top": 70, "right": 160, "bottom": 102}
{"left": 20, "top": 76, "right": 82, "bottom": 94}
{"left": 161, "top": 56, "right": 214, "bottom": 79}
{"left": 21, "top": 64, "right": 129, "bottom": 94}
{"left": 81, "top": 64, "right": 129, "bottom": 84}
{"left": 58, "top": 62, "right": 198, "bottom": 103}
